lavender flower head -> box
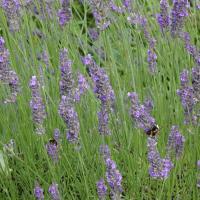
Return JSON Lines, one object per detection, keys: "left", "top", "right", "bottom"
{"left": 197, "top": 160, "right": 200, "bottom": 188}
{"left": 88, "top": 0, "right": 111, "bottom": 30}
{"left": 29, "top": 76, "right": 46, "bottom": 134}
{"left": 54, "top": 128, "right": 60, "bottom": 142}
{"left": 157, "top": 0, "right": 170, "bottom": 31}
{"left": 109, "top": 1, "right": 125, "bottom": 14}
{"left": 147, "top": 137, "right": 173, "bottom": 179}
{"left": 167, "top": 126, "right": 185, "bottom": 159}
{"left": 34, "top": 183, "right": 44, "bottom": 200}
{"left": 58, "top": 95, "right": 80, "bottom": 143}
{"left": 123, "top": 0, "right": 132, "bottom": 11}
{"left": 128, "top": 92, "right": 157, "bottom": 134}
{"left": 88, "top": 28, "right": 99, "bottom": 41}
{"left": 59, "top": 48, "right": 74, "bottom": 98}
{"left": 57, "top": 0, "right": 72, "bottom": 27}
{"left": 82, "top": 54, "right": 115, "bottom": 135}
{"left": 177, "top": 70, "right": 197, "bottom": 124}
{"left": 170, "top": 0, "right": 190, "bottom": 37}
{"left": 127, "top": 14, "right": 157, "bottom": 73}
{"left": 144, "top": 98, "right": 154, "bottom": 113}
{"left": 147, "top": 48, "right": 157, "bottom": 74}
{"left": 192, "top": 66, "right": 200, "bottom": 101}
{"left": 96, "top": 179, "right": 107, "bottom": 200}
{"left": 181, "top": 32, "right": 200, "bottom": 65}
{"left": 48, "top": 183, "right": 60, "bottom": 200}
{"left": 2, "top": 0, "right": 21, "bottom": 32}
{"left": 74, "top": 73, "right": 89, "bottom": 102}
{"left": 82, "top": 54, "right": 115, "bottom": 106}
{"left": 46, "top": 139, "right": 59, "bottom": 162}
{"left": 99, "top": 144, "right": 111, "bottom": 161}
{"left": 105, "top": 158, "right": 123, "bottom": 199}
{"left": 0, "top": 37, "right": 19, "bottom": 103}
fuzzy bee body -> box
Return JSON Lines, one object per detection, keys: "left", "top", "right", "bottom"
{"left": 49, "top": 138, "right": 57, "bottom": 146}
{"left": 145, "top": 124, "right": 159, "bottom": 137}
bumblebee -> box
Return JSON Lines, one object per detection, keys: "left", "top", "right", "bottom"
{"left": 49, "top": 138, "right": 57, "bottom": 146}
{"left": 145, "top": 124, "right": 159, "bottom": 137}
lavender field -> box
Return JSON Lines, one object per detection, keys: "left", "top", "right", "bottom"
{"left": 0, "top": 0, "right": 200, "bottom": 199}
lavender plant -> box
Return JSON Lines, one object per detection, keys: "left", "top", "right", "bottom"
{"left": 34, "top": 183, "right": 44, "bottom": 200}
{"left": 157, "top": 0, "right": 170, "bottom": 32}
{"left": 58, "top": 95, "right": 80, "bottom": 143}
{"left": 82, "top": 54, "right": 115, "bottom": 135}
{"left": 170, "top": 0, "right": 189, "bottom": 37}
{"left": 29, "top": 76, "right": 46, "bottom": 134}
{"left": 1, "top": 0, "right": 21, "bottom": 32}
{"left": 48, "top": 183, "right": 60, "bottom": 200}
{"left": 0, "top": 37, "right": 19, "bottom": 103}
{"left": 177, "top": 70, "right": 197, "bottom": 124}
{"left": 57, "top": 0, "right": 72, "bottom": 27}
{"left": 166, "top": 125, "right": 185, "bottom": 159}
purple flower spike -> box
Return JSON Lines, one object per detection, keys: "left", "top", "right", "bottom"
{"left": 157, "top": 0, "right": 170, "bottom": 31}
{"left": 88, "top": 28, "right": 99, "bottom": 41}
{"left": 58, "top": 96, "right": 80, "bottom": 143}
{"left": 147, "top": 48, "right": 157, "bottom": 74}
{"left": 48, "top": 183, "right": 60, "bottom": 200}
{"left": 192, "top": 66, "right": 200, "bottom": 102}
{"left": 98, "top": 105, "right": 110, "bottom": 135}
{"left": 46, "top": 139, "right": 59, "bottom": 162}
{"left": 54, "top": 129, "right": 60, "bottom": 142}
{"left": 109, "top": 1, "right": 125, "bottom": 14}
{"left": 82, "top": 54, "right": 115, "bottom": 135}
{"left": 123, "top": 0, "right": 132, "bottom": 11}
{"left": 88, "top": 0, "right": 111, "bottom": 30}
{"left": 177, "top": 70, "right": 197, "bottom": 124}
{"left": 34, "top": 183, "right": 44, "bottom": 200}
{"left": 171, "top": 0, "right": 189, "bottom": 37}
{"left": 29, "top": 76, "right": 46, "bottom": 134}
{"left": 0, "top": 36, "right": 19, "bottom": 103}
{"left": 181, "top": 32, "right": 200, "bottom": 65}
{"left": 128, "top": 92, "right": 157, "bottom": 134}
{"left": 128, "top": 14, "right": 157, "bottom": 73}
{"left": 105, "top": 158, "right": 123, "bottom": 199}
{"left": 147, "top": 137, "right": 173, "bottom": 179}
{"left": 99, "top": 144, "right": 111, "bottom": 161}
{"left": 167, "top": 126, "right": 185, "bottom": 159}
{"left": 96, "top": 179, "right": 107, "bottom": 200}
{"left": 57, "top": 0, "right": 72, "bottom": 27}
{"left": 143, "top": 98, "right": 154, "bottom": 113}
{"left": 59, "top": 48, "right": 74, "bottom": 98}
{"left": 74, "top": 73, "right": 89, "bottom": 102}
{"left": 2, "top": 0, "right": 21, "bottom": 32}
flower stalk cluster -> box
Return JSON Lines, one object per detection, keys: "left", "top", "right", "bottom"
{"left": 58, "top": 95, "right": 80, "bottom": 143}
{"left": 166, "top": 126, "right": 185, "bottom": 159}
{"left": 88, "top": 0, "right": 111, "bottom": 30}
{"left": 57, "top": 0, "right": 72, "bottom": 27}
{"left": 34, "top": 182, "right": 60, "bottom": 200}
{"left": 82, "top": 54, "right": 115, "bottom": 135}
{"left": 170, "top": 0, "right": 189, "bottom": 37}
{"left": 1, "top": 0, "right": 21, "bottom": 32}
{"left": 157, "top": 0, "right": 170, "bottom": 32}
{"left": 98, "top": 145, "right": 123, "bottom": 200}
{"left": 59, "top": 49, "right": 89, "bottom": 143}
{"left": 34, "top": 183, "right": 44, "bottom": 200}
{"left": 128, "top": 92, "right": 157, "bottom": 134}
{"left": 29, "top": 76, "right": 46, "bottom": 134}
{"left": 177, "top": 70, "right": 197, "bottom": 124}
{"left": 147, "top": 137, "right": 173, "bottom": 179}
{"left": 48, "top": 183, "right": 60, "bottom": 200}
{"left": 127, "top": 14, "right": 157, "bottom": 73}
{"left": 0, "top": 37, "right": 19, "bottom": 103}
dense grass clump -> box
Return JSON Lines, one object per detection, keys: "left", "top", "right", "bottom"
{"left": 0, "top": 0, "right": 200, "bottom": 199}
